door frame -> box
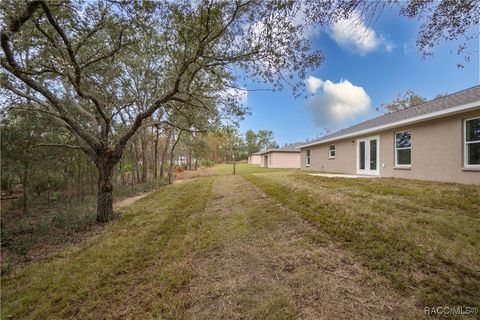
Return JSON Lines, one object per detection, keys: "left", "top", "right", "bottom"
{"left": 356, "top": 135, "right": 380, "bottom": 176}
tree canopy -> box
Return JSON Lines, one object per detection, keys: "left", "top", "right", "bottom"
{"left": 0, "top": 0, "right": 321, "bottom": 222}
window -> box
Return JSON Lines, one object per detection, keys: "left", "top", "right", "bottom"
{"left": 329, "top": 145, "right": 336, "bottom": 158}
{"left": 395, "top": 131, "right": 411, "bottom": 166}
{"left": 306, "top": 149, "right": 311, "bottom": 166}
{"left": 465, "top": 117, "right": 480, "bottom": 168}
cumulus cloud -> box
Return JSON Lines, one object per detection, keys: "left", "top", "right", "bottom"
{"left": 329, "top": 11, "right": 395, "bottom": 55}
{"left": 304, "top": 76, "right": 323, "bottom": 94}
{"left": 305, "top": 78, "right": 371, "bottom": 127}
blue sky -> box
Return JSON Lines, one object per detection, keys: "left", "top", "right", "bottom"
{"left": 239, "top": 8, "right": 479, "bottom": 146}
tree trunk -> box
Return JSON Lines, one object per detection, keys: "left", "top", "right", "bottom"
{"left": 168, "top": 152, "right": 175, "bottom": 184}
{"left": 153, "top": 126, "right": 159, "bottom": 181}
{"left": 188, "top": 146, "right": 192, "bottom": 171}
{"left": 119, "top": 158, "right": 126, "bottom": 187}
{"left": 96, "top": 159, "right": 115, "bottom": 223}
{"left": 22, "top": 157, "right": 29, "bottom": 215}
{"left": 140, "top": 131, "right": 148, "bottom": 183}
{"left": 131, "top": 139, "right": 140, "bottom": 184}
{"left": 168, "top": 129, "right": 183, "bottom": 185}
{"left": 130, "top": 142, "right": 136, "bottom": 185}
{"left": 80, "top": 159, "right": 84, "bottom": 201}
{"left": 160, "top": 126, "right": 172, "bottom": 179}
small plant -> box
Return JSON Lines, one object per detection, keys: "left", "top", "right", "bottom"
{"left": 1, "top": 257, "right": 13, "bottom": 275}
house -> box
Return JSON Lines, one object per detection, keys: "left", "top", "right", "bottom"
{"left": 248, "top": 152, "right": 262, "bottom": 165}
{"left": 259, "top": 142, "right": 304, "bottom": 168}
{"left": 299, "top": 86, "right": 480, "bottom": 184}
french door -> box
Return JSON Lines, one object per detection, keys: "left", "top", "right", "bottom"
{"left": 356, "top": 136, "right": 380, "bottom": 175}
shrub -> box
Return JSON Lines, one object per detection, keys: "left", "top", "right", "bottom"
{"left": 201, "top": 159, "right": 215, "bottom": 167}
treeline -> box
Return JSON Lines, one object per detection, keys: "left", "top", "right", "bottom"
{"left": 0, "top": 105, "right": 279, "bottom": 214}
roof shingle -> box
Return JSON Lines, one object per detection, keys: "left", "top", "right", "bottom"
{"left": 300, "top": 85, "right": 480, "bottom": 148}
{"left": 258, "top": 142, "right": 304, "bottom": 154}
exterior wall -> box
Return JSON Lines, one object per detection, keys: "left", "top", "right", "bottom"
{"left": 301, "top": 139, "right": 356, "bottom": 174}
{"left": 248, "top": 154, "right": 262, "bottom": 165}
{"left": 261, "top": 154, "right": 269, "bottom": 167}
{"left": 300, "top": 109, "right": 480, "bottom": 184}
{"left": 261, "top": 152, "right": 300, "bottom": 168}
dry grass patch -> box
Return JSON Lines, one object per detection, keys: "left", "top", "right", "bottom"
{"left": 184, "top": 175, "right": 423, "bottom": 319}
{"left": 245, "top": 171, "right": 480, "bottom": 311}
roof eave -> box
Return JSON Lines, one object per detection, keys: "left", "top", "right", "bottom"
{"left": 298, "top": 100, "right": 480, "bottom": 149}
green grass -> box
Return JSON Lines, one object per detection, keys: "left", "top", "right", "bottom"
{"left": 207, "top": 163, "right": 295, "bottom": 176}
{"left": 1, "top": 178, "right": 214, "bottom": 319}
{"left": 2, "top": 166, "right": 478, "bottom": 318}
{"left": 244, "top": 171, "right": 480, "bottom": 309}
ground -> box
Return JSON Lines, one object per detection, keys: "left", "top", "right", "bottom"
{"left": 1, "top": 164, "right": 479, "bottom": 319}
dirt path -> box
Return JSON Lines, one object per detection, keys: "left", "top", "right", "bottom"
{"left": 114, "top": 191, "right": 155, "bottom": 209}
{"left": 185, "top": 175, "right": 423, "bottom": 319}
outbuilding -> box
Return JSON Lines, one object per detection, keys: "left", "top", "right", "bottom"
{"left": 259, "top": 142, "right": 304, "bottom": 168}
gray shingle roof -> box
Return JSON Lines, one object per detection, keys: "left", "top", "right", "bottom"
{"left": 300, "top": 85, "right": 480, "bottom": 148}
{"left": 258, "top": 142, "right": 304, "bottom": 154}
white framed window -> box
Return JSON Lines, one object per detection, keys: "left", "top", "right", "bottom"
{"left": 328, "top": 145, "right": 335, "bottom": 159}
{"left": 395, "top": 130, "right": 412, "bottom": 167}
{"left": 306, "top": 149, "right": 311, "bottom": 166}
{"left": 464, "top": 117, "right": 480, "bottom": 168}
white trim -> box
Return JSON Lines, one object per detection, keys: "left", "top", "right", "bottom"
{"left": 394, "top": 130, "right": 412, "bottom": 168}
{"left": 328, "top": 144, "right": 336, "bottom": 159}
{"left": 298, "top": 101, "right": 480, "bottom": 149}
{"left": 356, "top": 135, "right": 380, "bottom": 176}
{"left": 464, "top": 116, "right": 480, "bottom": 169}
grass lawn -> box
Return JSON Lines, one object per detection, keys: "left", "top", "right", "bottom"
{"left": 2, "top": 165, "right": 479, "bottom": 319}
{"left": 1, "top": 180, "right": 164, "bottom": 271}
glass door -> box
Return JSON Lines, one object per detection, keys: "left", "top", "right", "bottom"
{"left": 356, "top": 136, "right": 380, "bottom": 175}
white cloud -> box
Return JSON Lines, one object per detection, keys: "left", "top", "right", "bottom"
{"left": 329, "top": 11, "right": 394, "bottom": 55}
{"left": 385, "top": 41, "right": 396, "bottom": 53}
{"left": 305, "top": 78, "right": 371, "bottom": 127}
{"left": 304, "top": 76, "right": 323, "bottom": 94}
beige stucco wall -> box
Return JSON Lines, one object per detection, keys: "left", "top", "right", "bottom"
{"left": 300, "top": 110, "right": 480, "bottom": 184}
{"left": 248, "top": 154, "right": 262, "bottom": 165}
{"left": 261, "top": 152, "right": 300, "bottom": 168}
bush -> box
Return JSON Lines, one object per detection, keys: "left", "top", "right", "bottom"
{"left": 51, "top": 207, "right": 96, "bottom": 234}
{"left": 201, "top": 159, "right": 215, "bottom": 167}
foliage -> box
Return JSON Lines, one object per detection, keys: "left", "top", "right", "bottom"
{"left": 244, "top": 129, "right": 279, "bottom": 154}
{"left": 201, "top": 159, "right": 215, "bottom": 167}
{"left": 379, "top": 90, "right": 426, "bottom": 114}
{"left": 256, "top": 130, "right": 279, "bottom": 151}
{"left": 0, "top": 178, "right": 163, "bottom": 270}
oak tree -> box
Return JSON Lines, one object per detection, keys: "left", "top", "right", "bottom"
{"left": 1, "top": 0, "right": 321, "bottom": 222}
